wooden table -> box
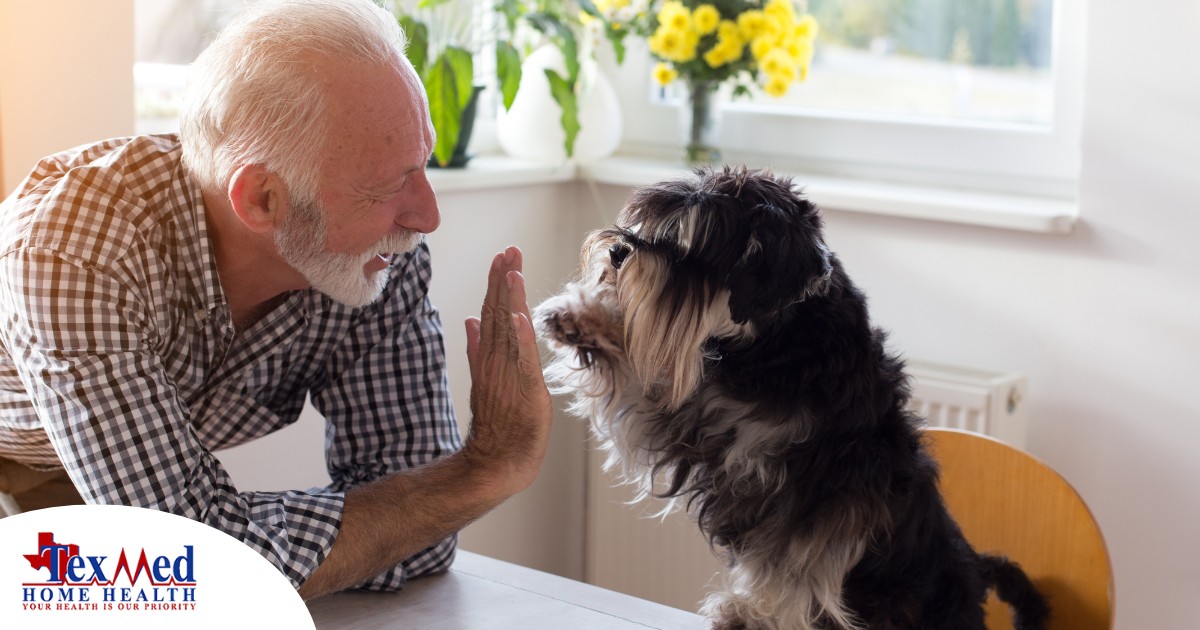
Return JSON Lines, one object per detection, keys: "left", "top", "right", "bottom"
{"left": 307, "top": 551, "right": 706, "bottom": 629}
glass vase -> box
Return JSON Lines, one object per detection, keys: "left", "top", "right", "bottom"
{"left": 680, "top": 80, "right": 722, "bottom": 165}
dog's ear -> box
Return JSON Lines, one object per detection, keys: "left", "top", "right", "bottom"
{"left": 726, "top": 199, "right": 832, "bottom": 324}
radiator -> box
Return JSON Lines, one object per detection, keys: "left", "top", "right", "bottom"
{"left": 583, "top": 360, "right": 1029, "bottom": 613}
{"left": 906, "top": 359, "right": 1029, "bottom": 449}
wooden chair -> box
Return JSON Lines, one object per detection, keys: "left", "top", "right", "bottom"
{"left": 925, "top": 427, "right": 1114, "bottom": 630}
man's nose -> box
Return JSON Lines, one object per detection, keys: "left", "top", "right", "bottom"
{"left": 398, "top": 171, "right": 440, "bottom": 234}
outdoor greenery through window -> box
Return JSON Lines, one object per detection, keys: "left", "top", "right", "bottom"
{"left": 740, "top": 0, "right": 1057, "bottom": 128}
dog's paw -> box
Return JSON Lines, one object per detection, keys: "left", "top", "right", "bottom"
{"left": 534, "top": 288, "right": 622, "bottom": 352}
{"left": 710, "top": 617, "right": 749, "bottom": 630}
{"left": 538, "top": 308, "right": 592, "bottom": 348}
{"left": 533, "top": 285, "right": 628, "bottom": 375}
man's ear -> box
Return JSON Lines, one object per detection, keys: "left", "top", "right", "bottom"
{"left": 228, "top": 164, "right": 286, "bottom": 234}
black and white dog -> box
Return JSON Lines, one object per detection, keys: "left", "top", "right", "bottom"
{"left": 535, "top": 166, "right": 1049, "bottom": 630}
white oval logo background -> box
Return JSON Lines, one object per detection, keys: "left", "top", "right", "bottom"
{"left": 0, "top": 504, "right": 314, "bottom": 629}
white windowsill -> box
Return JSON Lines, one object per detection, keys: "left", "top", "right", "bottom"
{"left": 427, "top": 155, "right": 576, "bottom": 192}
{"left": 430, "top": 153, "right": 1078, "bottom": 235}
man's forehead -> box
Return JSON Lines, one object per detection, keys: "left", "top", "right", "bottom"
{"left": 319, "top": 60, "right": 430, "bottom": 177}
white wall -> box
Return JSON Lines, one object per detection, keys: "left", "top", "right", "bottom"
{"left": 1066, "top": 3, "right": 1200, "bottom": 626}
{"left": 0, "top": 0, "right": 135, "bottom": 195}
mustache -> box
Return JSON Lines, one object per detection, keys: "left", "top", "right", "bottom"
{"left": 370, "top": 230, "right": 421, "bottom": 258}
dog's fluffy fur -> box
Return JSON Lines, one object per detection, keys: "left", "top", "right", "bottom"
{"left": 535, "top": 167, "right": 1050, "bottom": 630}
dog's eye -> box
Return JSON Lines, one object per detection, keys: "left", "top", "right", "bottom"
{"left": 609, "top": 243, "right": 631, "bottom": 270}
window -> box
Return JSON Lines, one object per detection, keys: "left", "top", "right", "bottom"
{"left": 133, "top": 0, "right": 493, "bottom": 135}
{"left": 134, "top": 0, "right": 259, "bottom": 134}
{"left": 619, "top": 0, "right": 1085, "bottom": 198}
{"left": 761, "top": 0, "right": 1056, "bottom": 127}
{"left": 135, "top": 0, "right": 1085, "bottom": 201}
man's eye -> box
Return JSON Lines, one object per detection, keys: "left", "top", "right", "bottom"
{"left": 609, "top": 243, "right": 631, "bottom": 270}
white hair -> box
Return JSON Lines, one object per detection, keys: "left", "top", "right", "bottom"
{"left": 180, "top": 0, "right": 411, "bottom": 206}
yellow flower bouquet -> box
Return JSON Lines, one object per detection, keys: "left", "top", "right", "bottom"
{"left": 585, "top": 0, "right": 818, "bottom": 162}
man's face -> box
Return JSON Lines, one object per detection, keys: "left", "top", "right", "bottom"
{"left": 275, "top": 59, "right": 439, "bottom": 307}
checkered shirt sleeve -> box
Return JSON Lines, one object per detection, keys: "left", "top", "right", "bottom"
{"left": 309, "top": 244, "right": 463, "bottom": 590}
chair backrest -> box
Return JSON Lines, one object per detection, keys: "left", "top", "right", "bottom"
{"left": 924, "top": 427, "right": 1114, "bottom": 630}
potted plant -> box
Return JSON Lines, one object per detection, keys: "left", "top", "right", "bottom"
{"left": 494, "top": 0, "right": 597, "bottom": 159}
{"left": 390, "top": 0, "right": 607, "bottom": 165}
{"left": 389, "top": 0, "right": 485, "bottom": 167}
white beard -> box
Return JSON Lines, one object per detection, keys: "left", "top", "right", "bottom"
{"left": 275, "top": 199, "right": 421, "bottom": 307}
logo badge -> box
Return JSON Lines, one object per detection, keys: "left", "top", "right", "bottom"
{"left": 21, "top": 531, "right": 198, "bottom": 612}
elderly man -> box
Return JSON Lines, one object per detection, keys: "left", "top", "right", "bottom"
{"left": 0, "top": 0, "right": 552, "bottom": 600}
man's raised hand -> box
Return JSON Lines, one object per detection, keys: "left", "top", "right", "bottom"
{"left": 463, "top": 246, "right": 553, "bottom": 498}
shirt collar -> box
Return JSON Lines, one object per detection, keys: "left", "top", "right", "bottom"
{"left": 172, "top": 137, "right": 313, "bottom": 335}
{"left": 171, "top": 140, "right": 228, "bottom": 323}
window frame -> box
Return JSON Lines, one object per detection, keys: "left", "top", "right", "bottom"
{"left": 608, "top": 0, "right": 1086, "bottom": 200}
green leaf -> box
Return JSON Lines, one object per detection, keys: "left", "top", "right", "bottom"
{"left": 442, "top": 46, "right": 474, "bottom": 112}
{"left": 426, "top": 53, "right": 468, "bottom": 167}
{"left": 524, "top": 13, "right": 558, "bottom": 39}
{"left": 526, "top": 14, "right": 580, "bottom": 83}
{"left": 605, "top": 28, "right": 627, "bottom": 65}
{"left": 496, "top": 41, "right": 522, "bottom": 111}
{"left": 417, "top": 0, "right": 451, "bottom": 8}
{"left": 397, "top": 16, "right": 429, "bottom": 77}
{"left": 559, "top": 28, "right": 579, "bottom": 83}
{"left": 544, "top": 69, "right": 580, "bottom": 158}
{"left": 496, "top": 0, "right": 522, "bottom": 32}
{"left": 577, "top": 0, "right": 601, "bottom": 19}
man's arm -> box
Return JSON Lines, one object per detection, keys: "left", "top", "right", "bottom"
{"left": 299, "top": 246, "right": 552, "bottom": 599}
{"left": 0, "top": 246, "right": 346, "bottom": 586}
{"left": 307, "top": 240, "right": 463, "bottom": 589}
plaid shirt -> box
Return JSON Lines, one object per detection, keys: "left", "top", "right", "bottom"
{"left": 0, "top": 135, "right": 462, "bottom": 590}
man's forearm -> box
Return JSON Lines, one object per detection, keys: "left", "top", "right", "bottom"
{"left": 297, "top": 450, "right": 503, "bottom": 600}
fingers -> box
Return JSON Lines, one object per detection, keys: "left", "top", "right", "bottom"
{"left": 480, "top": 247, "right": 527, "bottom": 356}
{"left": 505, "top": 271, "right": 541, "bottom": 371}
{"left": 505, "top": 268, "right": 532, "bottom": 322}
{"left": 471, "top": 248, "right": 524, "bottom": 376}
{"left": 465, "top": 316, "right": 481, "bottom": 380}
{"left": 483, "top": 249, "right": 510, "bottom": 350}
{"left": 479, "top": 253, "right": 503, "bottom": 348}
{"left": 512, "top": 311, "right": 544, "bottom": 383}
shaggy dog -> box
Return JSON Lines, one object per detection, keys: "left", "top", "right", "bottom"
{"left": 534, "top": 166, "right": 1049, "bottom": 630}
